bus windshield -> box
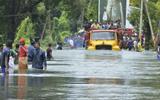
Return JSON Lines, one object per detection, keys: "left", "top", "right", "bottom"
{"left": 91, "top": 32, "right": 115, "bottom": 40}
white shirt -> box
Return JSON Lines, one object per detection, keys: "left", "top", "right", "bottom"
{"left": 69, "top": 39, "right": 74, "bottom": 47}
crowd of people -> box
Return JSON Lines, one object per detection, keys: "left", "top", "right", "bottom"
{"left": 84, "top": 20, "right": 121, "bottom": 31}
{"left": 0, "top": 38, "right": 53, "bottom": 74}
{"left": 63, "top": 33, "right": 84, "bottom": 49}
{"left": 120, "top": 33, "right": 144, "bottom": 52}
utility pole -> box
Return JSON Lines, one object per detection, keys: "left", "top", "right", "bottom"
{"left": 139, "top": 0, "right": 143, "bottom": 41}
{"left": 98, "top": 0, "right": 100, "bottom": 22}
{"left": 120, "top": 2, "right": 124, "bottom": 28}
{"left": 144, "top": 0, "right": 155, "bottom": 48}
{"left": 7, "top": 0, "right": 17, "bottom": 40}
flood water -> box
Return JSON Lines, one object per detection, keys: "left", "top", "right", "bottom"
{"left": 0, "top": 50, "right": 160, "bottom": 100}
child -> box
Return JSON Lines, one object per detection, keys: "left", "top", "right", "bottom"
{"left": 46, "top": 43, "right": 53, "bottom": 60}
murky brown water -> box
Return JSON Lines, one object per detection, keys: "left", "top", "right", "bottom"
{"left": 0, "top": 50, "right": 160, "bottom": 100}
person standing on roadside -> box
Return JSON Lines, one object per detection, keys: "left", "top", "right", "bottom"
{"left": 69, "top": 39, "right": 74, "bottom": 49}
{"left": 133, "top": 39, "right": 138, "bottom": 51}
{"left": 32, "top": 42, "right": 47, "bottom": 70}
{"left": 19, "top": 38, "right": 28, "bottom": 69}
{"left": 1, "top": 40, "right": 13, "bottom": 74}
{"left": 127, "top": 37, "right": 133, "bottom": 51}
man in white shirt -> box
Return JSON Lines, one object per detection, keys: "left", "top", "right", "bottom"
{"left": 69, "top": 39, "right": 74, "bottom": 49}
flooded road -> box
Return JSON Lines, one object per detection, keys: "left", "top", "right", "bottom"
{"left": 0, "top": 50, "right": 160, "bottom": 100}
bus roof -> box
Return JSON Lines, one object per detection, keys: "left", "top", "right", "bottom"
{"left": 91, "top": 29, "right": 117, "bottom": 33}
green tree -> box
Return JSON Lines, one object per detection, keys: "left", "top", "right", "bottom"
{"left": 14, "top": 17, "right": 35, "bottom": 45}
{"left": 0, "top": 0, "right": 99, "bottom": 46}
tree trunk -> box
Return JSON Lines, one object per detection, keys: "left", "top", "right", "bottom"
{"left": 144, "top": 21, "right": 151, "bottom": 50}
{"left": 143, "top": 3, "right": 151, "bottom": 50}
{"left": 7, "top": 0, "right": 17, "bottom": 41}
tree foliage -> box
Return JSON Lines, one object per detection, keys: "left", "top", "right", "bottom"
{"left": 128, "top": 0, "right": 160, "bottom": 33}
{"left": 14, "top": 17, "right": 35, "bottom": 45}
{"left": 0, "top": 0, "right": 98, "bottom": 45}
{"left": 36, "top": 2, "right": 46, "bottom": 15}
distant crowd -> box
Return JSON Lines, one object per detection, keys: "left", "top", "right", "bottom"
{"left": 84, "top": 20, "right": 121, "bottom": 31}
{"left": 120, "top": 33, "right": 144, "bottom": 52}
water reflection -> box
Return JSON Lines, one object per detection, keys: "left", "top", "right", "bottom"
{"left": 28, "top": 69, "right": 44, "bottom": 87}
{"left": 0, "top": 69, "right": 14, "bottom": 100}
{"left": 2, "top": 75, "right": 9, "bottom": 100}
{"left": 87, "top": 78, "right": 125, "bottom": 85}
{"left": 17, "top": 69, "right": 27, "bottom": 100}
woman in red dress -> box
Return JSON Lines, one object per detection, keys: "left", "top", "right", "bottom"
{"left": 19, "top": 38, "right": 28, "bottom": 69}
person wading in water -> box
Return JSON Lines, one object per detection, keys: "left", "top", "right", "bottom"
{"left": 46, "top": 43, "right": 53, "bottom": 60}
{"left": 32, "top": 42, "right": 47, "bottom": 70}
{"left": 28, "top": 38, "right": 35, "bottom": 63}
{"left": 1, "top": 40, "right": 13, "bottom": 74}
{"left": 19, "top": 38, "right": 28, "bottom": 69}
